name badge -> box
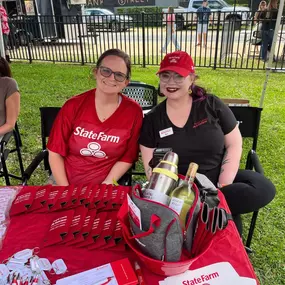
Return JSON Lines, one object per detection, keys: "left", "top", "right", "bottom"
{"left": 159, "top": 127, "right": 174, "bottom": 138}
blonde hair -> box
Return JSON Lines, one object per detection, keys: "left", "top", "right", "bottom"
{"left": 258, "top": 0, "right": 267, "bottom": 10}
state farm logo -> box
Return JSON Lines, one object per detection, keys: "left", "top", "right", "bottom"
{"left": 169, "top": 55, "right": 180, "bottom": 64}
{"left": 80, "top": 142, "right": 106, "bottom": 158}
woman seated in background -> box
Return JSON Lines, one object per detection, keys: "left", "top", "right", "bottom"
{"left": 0, "top": 57, "right": 20, "bottom": 141}
{"left": 47, "top": 49, "right": 143, "bottom": 186}
{"left": 139, "top": 51, "right": 275, "bottom": 235}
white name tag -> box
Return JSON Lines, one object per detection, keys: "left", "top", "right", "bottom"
{"left": 159, "top": 127, "right": 174, "bottom": 138}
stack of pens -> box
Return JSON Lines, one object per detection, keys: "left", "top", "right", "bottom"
{"left": 8, "top": 273, "right": 39, "bottom": 285}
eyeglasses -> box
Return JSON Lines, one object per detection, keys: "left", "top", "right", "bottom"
{"left": 159, "top": 72, "right": 186, "bottom": 83}
{"left": 99, "top": 66, "right": 128, "bottom": 82}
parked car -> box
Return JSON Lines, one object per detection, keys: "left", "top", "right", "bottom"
{"left": 162, "top": 0, "right": 250, "bottom": 30}
{"left": 83, "top": 8, "right": 133, "bottom": 32}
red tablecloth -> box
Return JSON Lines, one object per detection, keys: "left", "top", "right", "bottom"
{"left": 0, "top": 188, "right": 259, "bottom": 285}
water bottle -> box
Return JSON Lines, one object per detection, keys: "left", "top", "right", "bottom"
{"left": 143, "top": 151, "right": 179, "bottom": 205}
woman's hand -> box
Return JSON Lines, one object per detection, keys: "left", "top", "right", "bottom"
{"left": 140, "top": 145, "right": 155, "bottom": 181}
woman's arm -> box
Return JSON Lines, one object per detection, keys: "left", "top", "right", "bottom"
{"left": 48, "top": 150, "right": 69, "bottom": 186}
{"left": 140, "top": 145, "right": 155, "bottom": 180}
{"left": 218, "top": 125, "right": 242, "bottom": 186}
{"left": 102, "top": 161, "right": 132, "bottom": 184}
{"left": 0, "top": 92, "right": 20, "bottom": 136}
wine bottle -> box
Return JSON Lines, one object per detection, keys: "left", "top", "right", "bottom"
{"left": 168, "top": 162, "right": 199, "bottom": 226}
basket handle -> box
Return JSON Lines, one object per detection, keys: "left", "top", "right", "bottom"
{"left": 129, "top": 214, "right": 161, "bottom": 240}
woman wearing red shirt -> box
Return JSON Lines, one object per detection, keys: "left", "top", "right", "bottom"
{"left": 47, "top": 49, "right": 143, "bottom": 186}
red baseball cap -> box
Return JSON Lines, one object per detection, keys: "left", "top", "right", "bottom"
{"left": 157, "top": 51, "right": 195, "bottom": 76}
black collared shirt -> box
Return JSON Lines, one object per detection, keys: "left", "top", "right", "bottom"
{"left": 139, "top": 94, "right": 237, "bottom": 184}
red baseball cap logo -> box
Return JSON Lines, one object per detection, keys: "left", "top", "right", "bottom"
{"left": 157, "top": 51, "right": 195, "bottom": 77}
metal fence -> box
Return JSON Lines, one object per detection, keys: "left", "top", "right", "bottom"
{"left": 7, "top": 12, "right": 285, "bottom": 70}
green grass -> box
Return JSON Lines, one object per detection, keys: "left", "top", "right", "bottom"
{"left": 3, "top": 62, "right": 285, "bottom": 284}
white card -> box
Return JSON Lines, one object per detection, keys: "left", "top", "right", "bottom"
{"left": 127, "top": 194, "right": 142, "bottom": 230}
{"left": 160, "top": 262, "right": 257, "bottom": 285}
{"left": 159, "top": 127, "right": 174, "bottom": 138}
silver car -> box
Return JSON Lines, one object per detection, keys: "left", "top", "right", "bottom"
{"left": 83, "top": 8, "right": 133, "bottom": 32}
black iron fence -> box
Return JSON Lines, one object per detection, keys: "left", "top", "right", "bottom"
{"left": 7, "top": 12, "right": 285, "bottom": 70}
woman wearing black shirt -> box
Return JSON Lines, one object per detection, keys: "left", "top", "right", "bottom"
{"left": 139, "top": 51, "right": 276, "bottom": 235}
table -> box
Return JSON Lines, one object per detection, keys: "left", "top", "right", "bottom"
{"left": 0, "top": 187, "right": 259, "bottom": 284}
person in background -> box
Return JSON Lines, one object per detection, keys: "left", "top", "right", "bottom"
{"left": 139, "top": 51, "right": 276, "bottom": 235}
{"left": 0, "top": 57, "right": 20, "bottom": 141}
{"left": 162, "top": 6, "right": 180, "bottom": 53}
{"left": 253, "top": 1, "right": 267, "bottom": 55}
{"left": 47, "top": 49, "right": 143, "bottom": 186}
{"left": 195, "top": 0, "right": 212, "bottom": 48}
{"left": 260, "top": 0, "right": 278, "bottom": 62}
{"left": 0, "top": 5, "right": 11, "bottom": 63}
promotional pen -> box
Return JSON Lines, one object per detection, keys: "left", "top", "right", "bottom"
{"left": 92, "top": 277, "right": 112, "bottom": 285}
{"left": 30, "top": 275, "right": 39, "bottom": 285}
{"left": 134, "top": 262, "right": 146, "bottom": 285}
{"left": 10, "top": 273, "right": 19, "bottom": 285}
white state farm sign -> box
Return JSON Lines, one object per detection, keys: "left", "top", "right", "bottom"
{"left": 159, "top": 262, "right": 257, "bottom": 285}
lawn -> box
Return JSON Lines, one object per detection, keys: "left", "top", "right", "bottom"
{"left": 4, "top": 62, "right": 285, "bottom": 284}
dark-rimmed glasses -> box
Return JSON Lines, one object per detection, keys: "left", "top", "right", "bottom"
{"left": 159, "top": 72, "right": 186, "bottom": 84}
{"left": 99, "top": 66, "right": 128, "bottom": 82}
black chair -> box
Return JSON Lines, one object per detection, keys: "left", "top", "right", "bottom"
{"left": 228, "top": 105, "right": 264, "bottom": 252}
{"left": 122, "top": 81, "right": 158, "bottom": 111}
{"left": 0, "top": 123, "right": 24, "bottom": 185}
{"left": 22, "top": 107, "right": 61, "bottom": 185}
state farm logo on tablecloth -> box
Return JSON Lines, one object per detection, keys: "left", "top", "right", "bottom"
{"left": 80, "top": 142, "right": 106, "bottom": 158}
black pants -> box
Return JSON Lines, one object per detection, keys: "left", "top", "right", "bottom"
{"left": 220, "top": 169, "right": 276, "bottom": 235}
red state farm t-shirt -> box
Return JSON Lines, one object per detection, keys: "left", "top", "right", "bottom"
{"left": 47, "top": 89, "right": 143, "bottom": 185}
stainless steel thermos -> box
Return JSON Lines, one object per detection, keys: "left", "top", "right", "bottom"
{"left": 143, "top": 151, "right": 179, "bottom": 205}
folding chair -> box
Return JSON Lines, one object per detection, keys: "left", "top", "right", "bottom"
{"left": 228, "top": 105, "right": 264, "bottom": 252}
{"left": 0, "top": 123, "right": 24, "bottom": 185}
{"left": 123, "top": 81, "right": 158, "bottom": 179}
{"left": 122, "top": 81, "right": 158, "bottom": 111}
{"left": 22, "top": 107, "right": 132, "bottom": 186}
{"left": 22, "top": 107, "right": 61, "bottom": 185}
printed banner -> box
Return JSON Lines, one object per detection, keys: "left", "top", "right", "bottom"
{"left": 86, "top": 0, "right": 155, "bottom": 7}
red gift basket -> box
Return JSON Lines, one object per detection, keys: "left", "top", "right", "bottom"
{"left": 118, "top": 196, "right": 213, "bottom": 276}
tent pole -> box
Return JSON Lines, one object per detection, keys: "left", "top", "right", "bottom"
{"left": 0, "top": 2, "right": 5, "bottom": 57}
{"left": 260, "top": 0, "right": 285, "bottom": 108}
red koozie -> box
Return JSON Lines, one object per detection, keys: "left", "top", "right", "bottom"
{"left": 43, "top": 209, "right": 75, "bottom": 247}
{"left": 10, "top": 186, "right": 39, "bottom": 216}
{"left": 46, "top": 186, "right": 65, "bottom": 211}
{"left": 27, "top": 185, "right": 52, "bottom": 213}
{"left": 53, "top": 185, "right": 73, "bottom": 210}
{"left": 60, "top": 206, "right": 88, "bottom": 244}
{"left": 88, "top": 211, "right": 118, "bottom": 250}
{"left": 65, "top": 209, "right": 97, "bottom": 246}
{"left": 76, "top": 211, "right": 108, "bottom": 248}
